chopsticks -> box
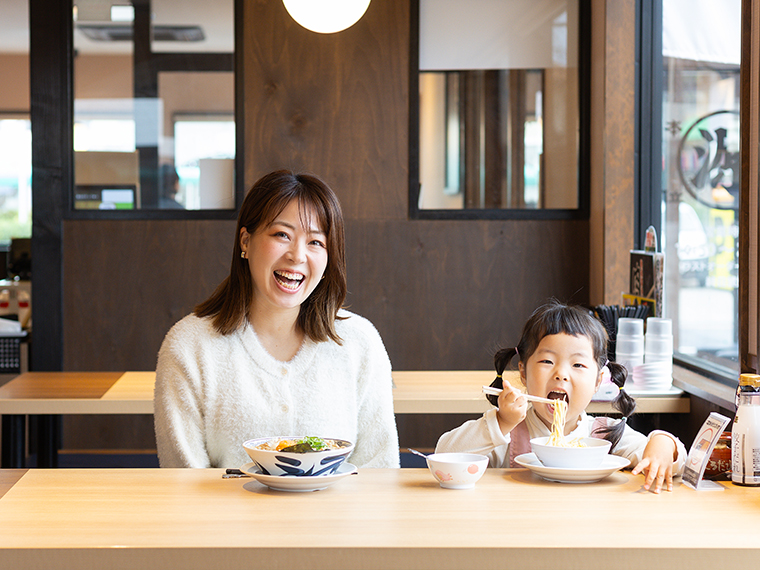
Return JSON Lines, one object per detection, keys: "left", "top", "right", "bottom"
{"left": 481, "top": 386, "right": 556, "bottom": 405}
{"left": 591, "top": 303, "right": 650, "bottom": 362}
{"left": 222, "top": 468, "right": 250, "bottom": 479}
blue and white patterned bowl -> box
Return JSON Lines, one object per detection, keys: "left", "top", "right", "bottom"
{"left": 243, "top": 436, "right": 354, "bottom": 477}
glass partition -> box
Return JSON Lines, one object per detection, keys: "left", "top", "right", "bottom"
{"left": 72, "top": 0, "right": 234, "bottom": 212}
{"left": 415, "top": 0, "right": 582, "bottom": 214}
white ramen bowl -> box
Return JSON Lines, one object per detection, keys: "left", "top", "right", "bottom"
{"left": 530, "top": 436, "right": 612, "bottom": 469}
{"left": 243, "top": 436, "right": 354, "bottom": 477}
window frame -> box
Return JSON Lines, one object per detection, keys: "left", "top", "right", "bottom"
{"left": 408, "top": 0, "right": 592, "bottom": 221}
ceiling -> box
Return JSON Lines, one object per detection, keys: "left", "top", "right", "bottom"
{"left": 0, "top": 0, "right": 234, "bottom": 55}
{"left": 0, "top": 0, "right": 29, "bottom": 53}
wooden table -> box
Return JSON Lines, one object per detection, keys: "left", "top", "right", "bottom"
{"left": 0, "top": 467, "right": 756, "bottom": 570}
{"left": 0, "top": 370, "right": 691, "bottom": 414}
{"left": 0, "top": 370, "right": 690, "bottom": 467}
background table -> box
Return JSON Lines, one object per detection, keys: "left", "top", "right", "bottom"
{"left": 0, "top": 370, "right": 690, "bottom": 467}
{"left": 0, "top": 467, "right": 756, "bottom": 570}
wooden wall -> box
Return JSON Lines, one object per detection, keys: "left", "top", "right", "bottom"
{"left": 0, "top": 54, "right": 30, "bottom": 110}
{"left": 60, "top": 0, "right": 592, "bottom": 449}
{"left": 589, "top": 0, "right": 637, "bottom": 305}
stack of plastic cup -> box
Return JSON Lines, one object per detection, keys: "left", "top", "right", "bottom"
{"left": 614, "top": 318, "right": 644, "bottom": 381}
{"left": 644, "top": 318, "right": 673, "bottom": 363}
{"left": 632, "top": 317, "right": 673, "bottom": 390}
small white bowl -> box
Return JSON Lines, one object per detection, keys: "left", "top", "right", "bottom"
{"left": 530, "top": 436, "right": 611, "bottom": 469}
{"left": 243, "top": 436, "right": 353, "bottom": 477}
{"left": 425, "top": 452, "right": 488, "bottom": 489}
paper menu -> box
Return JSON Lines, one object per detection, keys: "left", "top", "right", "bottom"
{"left": 683, "top": 412, "right": 731, "bottom": 490}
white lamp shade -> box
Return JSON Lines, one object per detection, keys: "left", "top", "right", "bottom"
{"left": 283, "top": 0, "right": 371, "bottom": 34}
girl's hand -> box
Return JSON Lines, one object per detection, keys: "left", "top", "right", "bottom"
{"left": 495, "top": 382, "right": 529, "bottom": 435}
{"left": 631, "top": 434, "right": 678, "bottom": 493}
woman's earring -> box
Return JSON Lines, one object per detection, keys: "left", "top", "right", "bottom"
{"left": 241, "top": 251, "right": 246, "bottom": 259}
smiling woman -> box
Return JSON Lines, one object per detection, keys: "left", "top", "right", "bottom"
{"left": 153, "top": 170, "right": 400, "bottom": 470}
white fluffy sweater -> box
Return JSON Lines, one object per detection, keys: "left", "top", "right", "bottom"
{"left": 154, "top": 309, "right": 400, "bottom": 469}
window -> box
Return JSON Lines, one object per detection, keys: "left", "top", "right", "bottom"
{"left": 72, "top": 0, "right": 235, "bottom": 213}
{"left": 0, "top": 117, "right": 32, "bottom": 241}
{"left": 173, "top": 114, "right": 235, "bottom": 209}
{"left": 642, "top": 0, "right": 741, "bottom": 380}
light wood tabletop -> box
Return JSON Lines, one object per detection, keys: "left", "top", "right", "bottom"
{"left": 0, "top": 369, "right": 690, "bottom": 415}
{"left": 0, "top": 467, "right": 755, "bottom": 570}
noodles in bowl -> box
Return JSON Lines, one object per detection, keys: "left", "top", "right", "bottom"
{"left": 530, "top": 399, "right": 611, "bottom": 468}
{"left": 243, "top": 436, "right": 354, "bottom": 477}
{"left": 531, "top": 436, "right": 611, "bottom": 469}
{"left": 254, "top": 436, "right": 350, "bottom": 453}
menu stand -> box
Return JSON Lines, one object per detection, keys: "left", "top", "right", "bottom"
{"left": 683, "top": 412, "right": 731, "bottom": 491}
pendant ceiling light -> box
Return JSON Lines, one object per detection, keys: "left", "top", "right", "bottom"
{"left": 283, "top": 0, "right": 371, "bottom": 34}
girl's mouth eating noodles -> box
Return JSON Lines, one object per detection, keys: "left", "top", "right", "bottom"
{"left": 547, "top": 391, "right": 568, "bottom": 411}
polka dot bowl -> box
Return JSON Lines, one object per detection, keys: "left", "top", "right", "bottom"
{"left": 425, "top": 452, "right": 489, "bottom": 489}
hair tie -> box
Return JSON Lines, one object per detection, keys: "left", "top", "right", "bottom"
{"left": 496, "top": 374, "right": 502, "bottom": 379}
{"left": 620, "top": 416, "right": 628, "bottom": 423}
{"left": 515, "top": 347, "right": 520, "bottom": 360}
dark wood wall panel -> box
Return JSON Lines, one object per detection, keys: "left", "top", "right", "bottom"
{"left": 63, "top": 220, "right": 234, "bottom": 371}
{"left": 241, "top": 0, "right": 408, "bottom": 219}
{"left": 344, "top": 219, "right": 590, "bottom": 371}
{"left": 62, "top": 217, "right": 590, "bottom": 372}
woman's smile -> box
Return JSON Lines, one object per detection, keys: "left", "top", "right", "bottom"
{"left": 274, "top": 269, "right": 305, "bottom": 291}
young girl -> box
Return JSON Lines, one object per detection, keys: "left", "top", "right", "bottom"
{"left": 436, "top": 301, "right": 686, "bottom": 493}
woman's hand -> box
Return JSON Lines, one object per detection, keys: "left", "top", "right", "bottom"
{"left": 495, "top": 382, "right": 529, "bottom": 435}
{"left": 631, "top": 434, "right": 678, "bottom": 493}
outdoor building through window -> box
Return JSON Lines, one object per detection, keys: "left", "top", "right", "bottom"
{"left": 0, "top": 118, "right": 32, "bottom": 242}
{"left": 658, "top": 0, "right": 740, "bottom": 376}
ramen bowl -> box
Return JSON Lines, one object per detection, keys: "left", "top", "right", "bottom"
{"left": 530, "top": 436, "right": 612, "bottom": 469}
{"left": 243, "top": 436, "right": 354, "bottom": 477}
{"left": 425, "top": 452, "right": 488, "bottom": 489}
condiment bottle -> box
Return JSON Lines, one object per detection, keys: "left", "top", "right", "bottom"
{"left": 0, "top": 289, "right": 9, "bottom": 317}
{"left": 732, "top": 373, "right": 760, "bottom": 486}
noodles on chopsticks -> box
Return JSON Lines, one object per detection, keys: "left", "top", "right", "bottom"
{"left": 545, "top": 399, "right": 586, "bottom": 448}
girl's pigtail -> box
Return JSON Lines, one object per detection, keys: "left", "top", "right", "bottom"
{"left": 593, "top": 361, "right": 637, "bottom": 449}
{"left": 486, "top": 347, "right": 518, "bottom": 407}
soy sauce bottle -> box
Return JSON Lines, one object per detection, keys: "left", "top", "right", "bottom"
{"left": 732, "top": 373, "right": 760, "bottom": 486}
